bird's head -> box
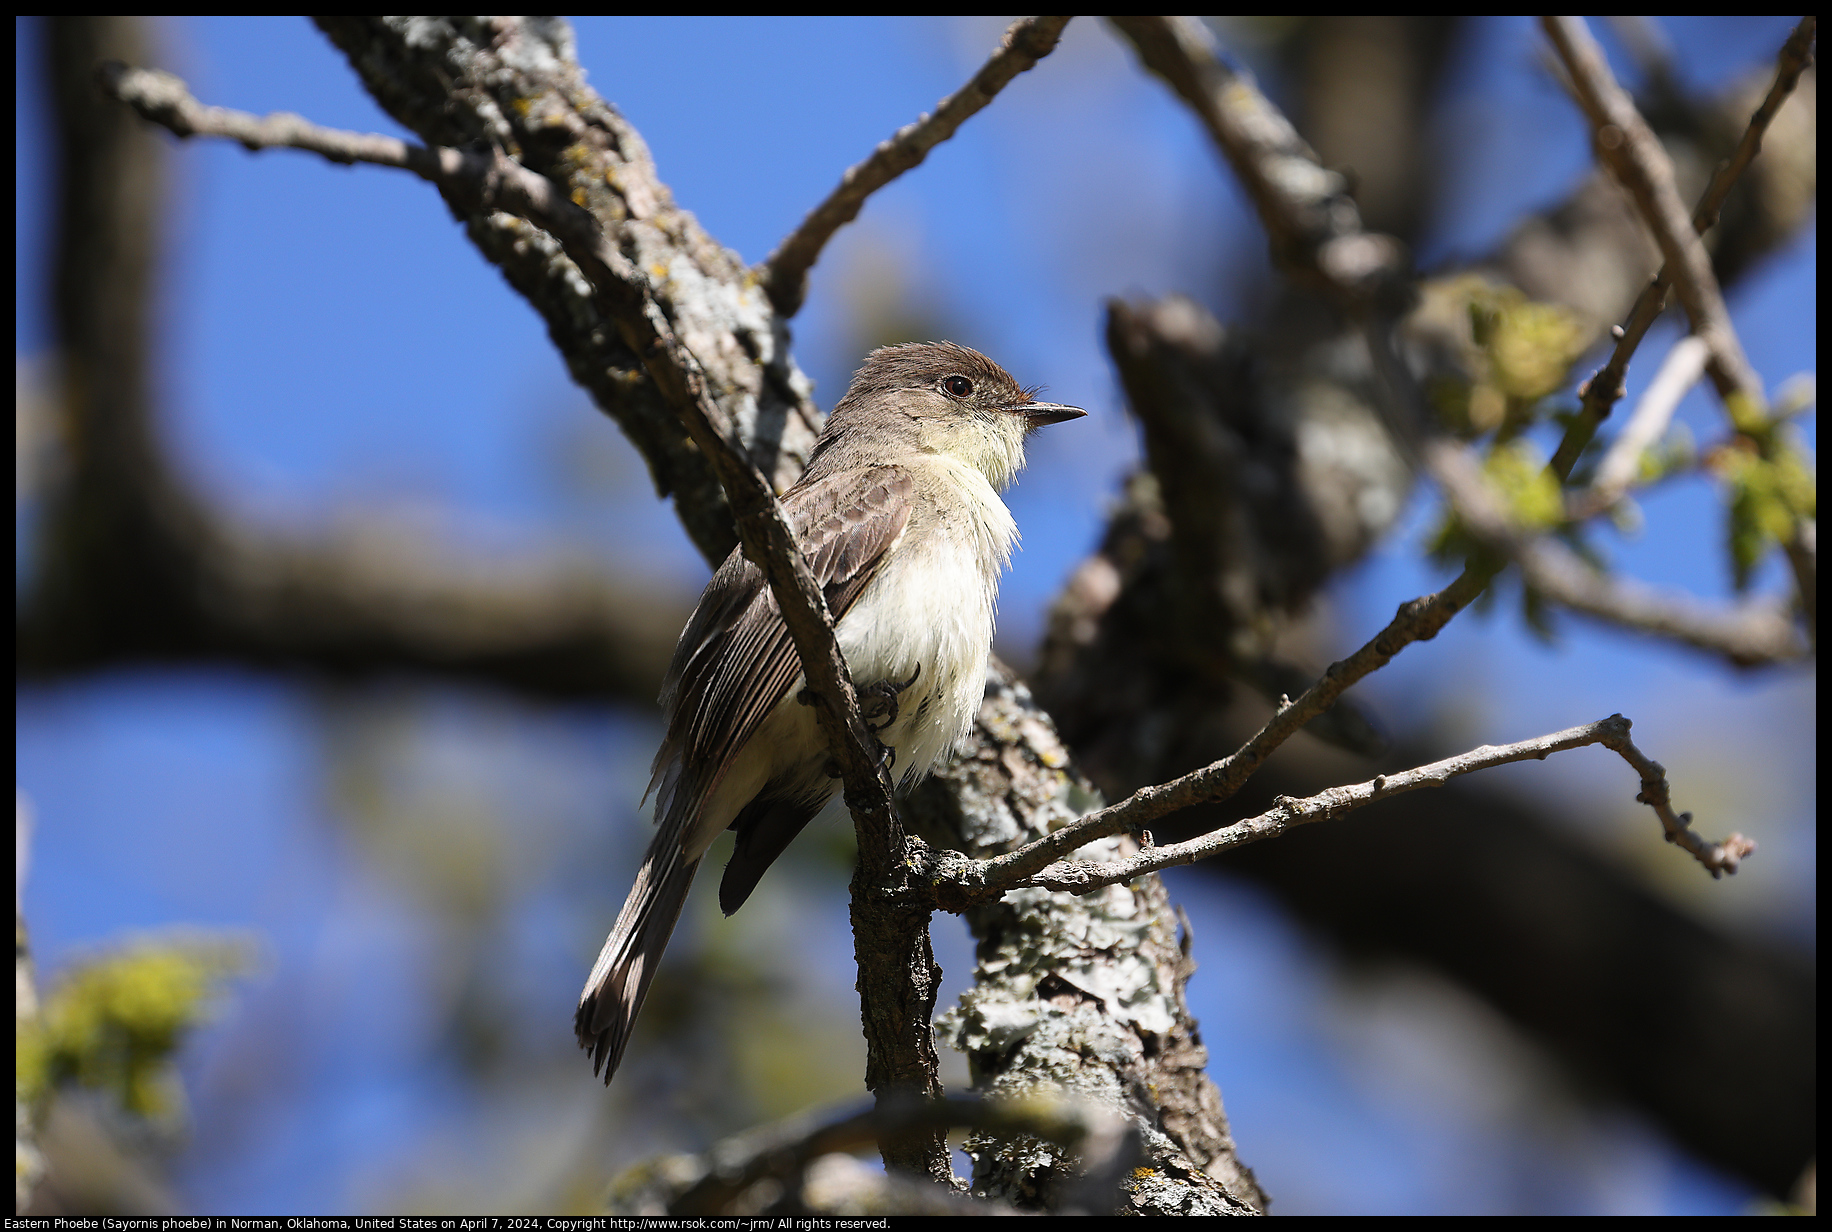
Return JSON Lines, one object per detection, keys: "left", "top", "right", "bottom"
{"left": 815, "top": 341, "right": 1084, "bottom": 490}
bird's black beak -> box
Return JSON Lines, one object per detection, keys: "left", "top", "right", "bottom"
{"left": 1013, "top": 400, "right": 1086, "bottom": 426}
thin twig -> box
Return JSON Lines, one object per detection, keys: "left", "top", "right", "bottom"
{"left": 1603, "top": 726, "right": 1757, "bottom": 878}
{"left": 1544, "top": 16, "right": 1816, "bottom": 629}
{"left": 760, "top": 15, "right": 1071, "bottom": 317}
{"left": 937, "top": 561, "right": 1494, "bottom": 900}
{"left": 1570, "top": 334, "right": 1709, "bottom": 518}
{"left": 1553, "top": 16, "right": 1816, "bottom": 477}
{"left": 1016, "top": 716, "right": 1751, "bottom": 895}
{"left": 1428, "top": 440, "right": 1808, "bottom": 665}
{"left": 1543, "top": 16, "right": 1766, "bottom": 407}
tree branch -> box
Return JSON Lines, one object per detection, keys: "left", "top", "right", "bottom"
{"left": 908, "top": 666, "right": 1267, "bottom": 1213}
{"left": 1429, "top": 440, "right": 1808, "bottom": 665}
{"left": 1544, "top": 16, "right": 1815, "bottom": 629}
{"left": 1570, "top": 334, "right": 1709, "bottom": 518}
{"left": 1113, "top": 10, "right": 1811, "bottom": 507}
{"left": 951, "top": 367, "right": 1789, "bottom": 913}
{"left": 105, "top": 22, "right": 1269, "bottom": 1196}
{"left": 939, "top": 563, "right": 1491, "bottom": 902}
{"left": 55, "top": 14, "right": 1813, "bottom": 1208}
{"left": 1018, "top": 715, "right": 1750, "bottom": 895}
{"left": 98, "top": 58, "right": 899, "bottom": 893}
{"left": 1108, "top": 15, "right": 1408, "bottom": 312}
{"left": 313, "top": 16, "right": 823, "bottom": 567}
{"left": 1098, "top": 297, "right": 1390, "bottom": 756}
{"left": 1078, "top": 20, "right": 1812, "bottom": 726}
{"left": 21, "top": 33, "right": 683, "bottom": 707}
{"left": 1033, "top": 18, "right": 1812, "bottom": 1196}
{"left": 1112, "top": 14, "right": 1449, "bottom": 501}
{"left": 1111, "top": 16, "right": 1813, "bottom": 667}
{"left": 761, "top": 15, "right": 1072, "bottom": 317}
{"left": 1552, "top": 16, "right": 1816, "bottom": 476}
{"left": 659, "top": 1095, "right": 1121, "bottom": 1216}
{"left": 1543, "top": 16, "right": 1767, "bottom": 407}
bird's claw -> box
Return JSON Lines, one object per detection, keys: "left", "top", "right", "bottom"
{"left": 816, "top": 665, "right": 921, "bottom": 782}
{"left": 860, "top": 662, "right": 923, "bottom": 734}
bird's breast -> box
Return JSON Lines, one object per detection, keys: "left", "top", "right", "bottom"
{"left": 835, "top": 500, "right": 1011, "bottom": 784}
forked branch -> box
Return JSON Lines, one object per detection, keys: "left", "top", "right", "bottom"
{"left": 99, "top": 62, "right": 955, "bottom": 1162}
{"left": 1552, "top": 16, "right": 1816, "bottom": 476}
{"left": 1544, "top": 15, "right": 1816, "bottom": 626}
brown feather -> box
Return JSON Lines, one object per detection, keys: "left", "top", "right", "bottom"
{"left": 652, "top": 466, "right": 913, "bottom": 829}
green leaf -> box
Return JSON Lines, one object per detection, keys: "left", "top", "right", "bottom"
{"left": 1483, "top": 439, "right": 1564, "bottom": 530}
{"left": 18, "top": 934, "right": 254, "bottom": 1127}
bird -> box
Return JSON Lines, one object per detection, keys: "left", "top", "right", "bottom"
{"left": 575, "top": 341, "right": 1084, "bottom": 1083}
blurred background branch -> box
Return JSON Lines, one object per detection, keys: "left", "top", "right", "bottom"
{"left": 17, "top": 23, "right": 687, "bottom": 704}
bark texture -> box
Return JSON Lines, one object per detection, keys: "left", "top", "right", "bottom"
{"left": 314, "top": 16, "right": 823, "bottom": 564}
{"left": 910, "top": 666, "right": 1266, "bottom": 1214}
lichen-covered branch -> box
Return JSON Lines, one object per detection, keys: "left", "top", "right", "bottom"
{"left": 188, "top": 18, "right": 899, "bottom": 911}
{"left": 103, "top": 44, "right": 953, "bottom": 1176}
{"left": 314, "top": 16, "right": 823, "bottom": 567}
{"left": 907, "top": 666, "right": 1266, "bottom": 1214}
{"left": 85, "top": 17, "right": 1268, "bottom": 1206}
{"left": 648, "top": 1095, "right": 1118, "bottom": 1216}
{"left": 62, "top": 13, "right": 1815, "bottom": 1208}
{"left": 101, "top": 58, "right": 897, "bottom": 800}
{"left": 118, "top": 19, "right": 939, "bottom": 1175}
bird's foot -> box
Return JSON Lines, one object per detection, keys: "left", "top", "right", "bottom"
{"left": 860, "top": 662, "right": 923, "bottom": 734}
{"left": 812, "top": 664, "right": 920, "bottom": 782}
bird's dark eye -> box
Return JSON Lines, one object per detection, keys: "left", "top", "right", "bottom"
{"left": 943, "top": 376, "right": 973, "bottom": 398}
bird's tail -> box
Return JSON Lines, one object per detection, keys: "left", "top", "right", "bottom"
{"left": 575, "top": 838, "right": 699, "bottom": 1083}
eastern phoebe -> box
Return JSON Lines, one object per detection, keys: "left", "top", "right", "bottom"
{"left": 576, "top": 341, "right": 1084, "bottom": 1083}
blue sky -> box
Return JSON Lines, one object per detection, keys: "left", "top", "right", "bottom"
{"left": 16, "top": 16, "right": 1813, "bottom": 1215}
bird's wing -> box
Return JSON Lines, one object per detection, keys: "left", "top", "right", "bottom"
{"left": 648, "top": 465, "right": 914, "bottom": 832}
